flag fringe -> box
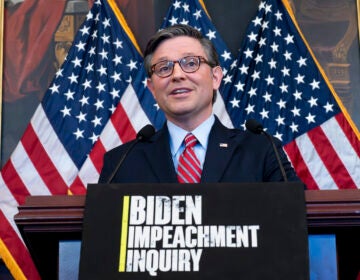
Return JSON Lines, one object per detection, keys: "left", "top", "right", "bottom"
{"left": 199, "top": 0, "right": 211, "bottom": 19}
{"left": 107, "top": 0, "right": 142, "bottom": 55}
{"left": 282, "top": 0, "right": 360, "bottom": 140}
{"left": 0, "top": 239, "right": 27, "bottom": 280}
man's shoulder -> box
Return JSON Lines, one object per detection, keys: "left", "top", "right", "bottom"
{"left": 213, "top": 118, "right": 252, "bottom": 139}
{"left": 105, "top": 127, "right": 166, "bottom": 156}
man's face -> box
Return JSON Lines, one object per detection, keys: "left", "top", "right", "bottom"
{"left": 147, "top": 36, "right": 223, "bottom": 129}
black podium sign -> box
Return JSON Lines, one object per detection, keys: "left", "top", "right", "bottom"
{"left": 79, "top": 182, "right": 309, "bottom": 280}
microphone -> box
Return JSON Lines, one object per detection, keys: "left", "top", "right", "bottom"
{"left": 135, "top": 124, "right": 156, "bottom": 142}
{"left": 245, "top": 119, "right": 288, "bottom": 182}
{"left": 106, "top": 124, "right": 155, "bottom": 183}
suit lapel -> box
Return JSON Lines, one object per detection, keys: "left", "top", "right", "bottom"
{"left": 201, "top": 118, "right": 238, "bottom": 182}
{"left": 143, "top": 126, "right": 178, "bottom": 182}
{"left": 142, "top": 119, "right": 239, "bottom": 183}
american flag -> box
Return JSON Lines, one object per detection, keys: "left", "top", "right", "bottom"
{"left": 160, "top": 0, "right": 236, "bottom": 128}
{"left": 160, "top": 0, "right": 360, "bottom": 189}
{"left": 220, "top": 0, "right": 360, "bottom": 189}
{"left": 0, "top": 0, "right": 147, "bottom": 278}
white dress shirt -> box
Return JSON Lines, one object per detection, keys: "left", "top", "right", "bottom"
{"left": 168, "top": 114, "right": 215, "bottom": 170}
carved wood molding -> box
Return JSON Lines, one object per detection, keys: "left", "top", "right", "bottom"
{"left": 305, "top": 189, "right": 360, "bottom": 228}
{"left": 15, "top": 195, "right": 85, "bottom": 232}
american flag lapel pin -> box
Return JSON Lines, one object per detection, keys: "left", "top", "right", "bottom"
{"left": 219, "top": 143, "right": 228, "bottom": 148}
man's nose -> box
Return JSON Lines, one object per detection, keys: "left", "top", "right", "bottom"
{"left": 171, "top": 62, "right": 185, "bottom": 78}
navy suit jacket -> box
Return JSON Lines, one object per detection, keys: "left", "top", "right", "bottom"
{"left": 99, "top": 118, "right": 300, "bottom": 184}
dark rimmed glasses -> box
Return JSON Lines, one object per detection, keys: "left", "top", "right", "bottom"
{"left": 150, "top": 56, "right": 212, "bottom": 78}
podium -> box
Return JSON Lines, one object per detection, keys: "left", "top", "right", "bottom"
{"left": 14, "top": 188, "right": 360, "bottom": 279}
{"left": 79, "top": 182, "right": 309, "bottom": 279}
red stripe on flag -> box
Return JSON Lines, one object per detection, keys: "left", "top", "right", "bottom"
{"left": 21, "top": 125, "right": 68, "bottom": 194}
{"left": 307, "top": 126, "right": 357, "bottom": 189}
{"left": 69, "top": 140, "right": 107, "bottom": 194}
{"left": 89, "top": 139, "right": 107, "bottom": 174}
{"left": 0, "top": 211, "right": 41, "bottom": 280}
{"left": 1, "top": 160, "right": 30, "bottom": 205}
{"left": 284, "top": 140, "right": 319, "bottom": 190}
{"left": 335, "top": 113, "right": 360, "bottom": 157}
{"left": 69, "top": 145, "right": 106, "bottom": 195}
{"left": 111, "top": 104, "right": 136, "bottom": 143}
{"left": 69, "top": 176, "right": 87, "bottom": 195}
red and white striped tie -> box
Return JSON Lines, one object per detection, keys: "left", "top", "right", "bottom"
{"left": 177, "top": 133, "right": 202, "bottom": 183}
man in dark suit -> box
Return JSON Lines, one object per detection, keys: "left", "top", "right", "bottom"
{"left": 99, "top": 24, "right": 299, "bottom": 184}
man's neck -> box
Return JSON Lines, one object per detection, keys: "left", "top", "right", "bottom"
{"left": 167, "top": 111, "right": 213, "bottom": 132}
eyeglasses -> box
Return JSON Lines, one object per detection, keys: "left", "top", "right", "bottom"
{"left": 150, "top": 56, "right": 212, "bottom": 78}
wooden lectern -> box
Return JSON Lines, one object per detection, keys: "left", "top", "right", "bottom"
{"left": 15, "top": 189, "right": 360, "bottom": 279}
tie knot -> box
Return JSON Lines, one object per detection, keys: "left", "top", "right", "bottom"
{"left": 184, "top": 133, "right": 197, "bottom": 148}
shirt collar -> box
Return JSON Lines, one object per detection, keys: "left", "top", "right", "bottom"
{"left": 168, "top": 115, "right": 215, "bottom": 156}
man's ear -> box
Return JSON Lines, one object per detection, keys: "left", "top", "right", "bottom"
{"left": 212, "top": 66, "right": 223, "bottom": 90}
{"left": 147, "top": 78, "right": 156, "bottom": 98}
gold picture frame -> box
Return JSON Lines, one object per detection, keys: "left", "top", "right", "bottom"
{"left": 0, "top": 0, "right": 4, "bottom": 158}
{"left": 358, "top": 0, "right": 360, "bottom": 43}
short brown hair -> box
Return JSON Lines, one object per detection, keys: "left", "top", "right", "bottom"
{"left": 144, "top": 24, "right": 220, "bottom": 103}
